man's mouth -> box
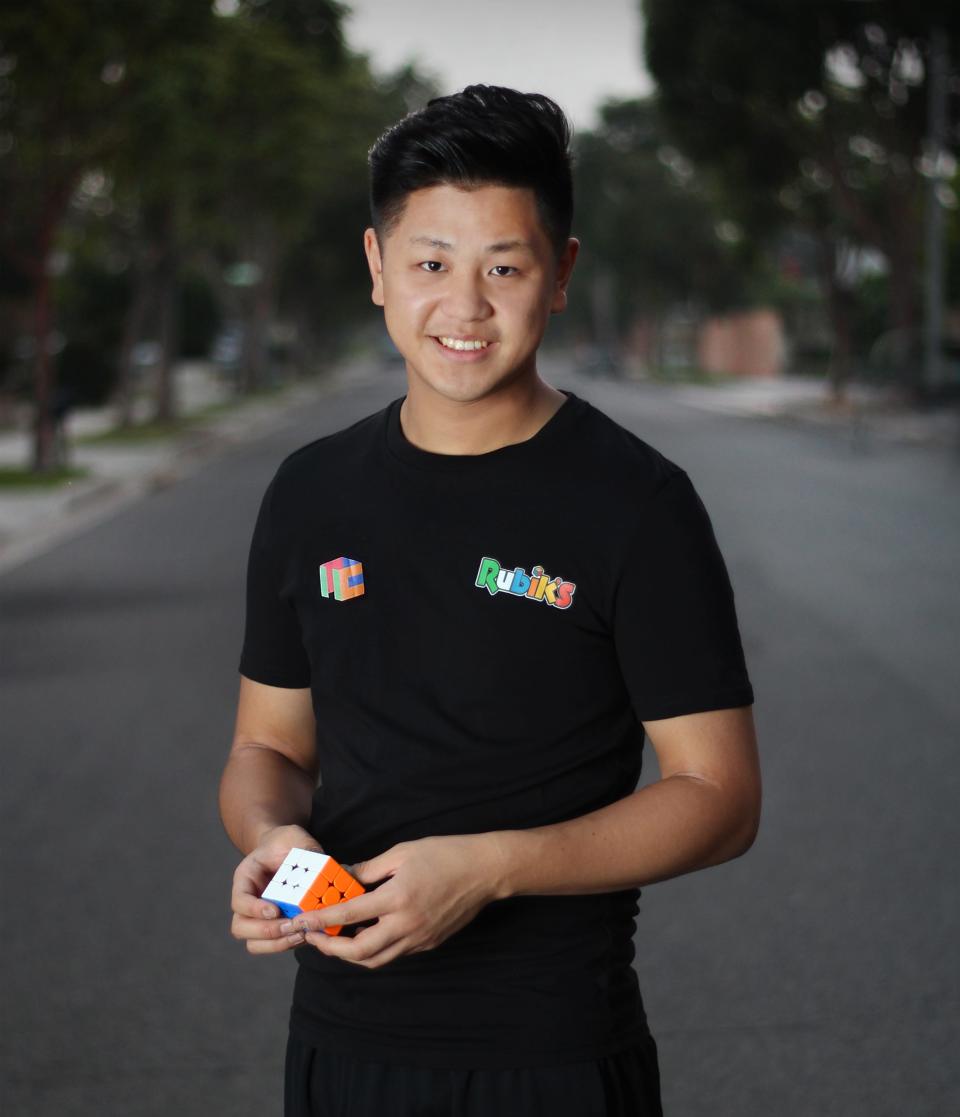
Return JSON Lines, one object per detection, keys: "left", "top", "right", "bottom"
{"left": 433, "top": 336, "right": 491, "bottom": 352}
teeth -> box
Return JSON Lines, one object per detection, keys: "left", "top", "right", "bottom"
{"left": 437, "top": 336, "right": 489, "bottom": 351}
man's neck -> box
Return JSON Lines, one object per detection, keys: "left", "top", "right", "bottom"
{"left": 399, "top": 376, "right": 568, "bottom": 457}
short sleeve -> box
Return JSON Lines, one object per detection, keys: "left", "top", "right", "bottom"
{"left": 613, "top": 470, "right": 754, "bottom": 722}
{"left": 237, "top": 474, "right": 312, "bottom": 688}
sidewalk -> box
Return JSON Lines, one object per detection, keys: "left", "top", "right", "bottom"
{"left": 0, "top": 359, "right": 372, "bottom": 576}
{"left": 670, "top": 373, "right": 960, "bottom": 450}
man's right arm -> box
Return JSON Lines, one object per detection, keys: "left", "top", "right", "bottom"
{"left": 220, "top": 675, "right": 318, "bottom": 854}
{"left": 220, "top": 675, "right": 321, "bottom": 953}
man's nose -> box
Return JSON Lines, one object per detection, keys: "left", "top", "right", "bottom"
{"left": 440, "top": 271, "right": 492, "bottom": 322}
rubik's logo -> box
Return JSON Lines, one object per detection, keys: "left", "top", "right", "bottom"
{"left": 319, "top": 556, "right": 365, "bottom": 601}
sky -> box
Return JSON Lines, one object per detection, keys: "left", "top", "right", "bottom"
{"left": 340, "top": 0, "right": 654, "bottom": 132}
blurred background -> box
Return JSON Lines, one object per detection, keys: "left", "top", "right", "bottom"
{"left": 1, "top": 2, "right": 958, "bottom": 1116}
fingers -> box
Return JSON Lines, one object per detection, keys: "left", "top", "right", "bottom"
{"left": 230, "top": 849, "right": 303, "bottom": 953}
{"left": 232, "top": 853, "right": 271, "bottom": 906}
{"left": 244, "top": 926, "right": 307, "bottom": 955}
{"left": 303, "top": 918, "right": 406, "bottom": 969}
{"left": 233, "top": 882, "right": 279, "bottom": 921}
{"left": 292, "top": 887, "right": 416, "bottom": 970}
{"left": 228, "top": 832, "right": 329, "bottom": 956}
{"left": 231, "top": 909, "right": 306, "bottom": 954}
{"left": 294, "top": 892, "right": 382, "bottom": 933}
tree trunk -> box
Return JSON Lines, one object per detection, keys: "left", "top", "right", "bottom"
{"left": 887, "top": 247, "right": 922, "bottom": 403}
{"left": 589, "top": 268, "right": 618, "bottom": 353}
{"left": 31, "top": 261, "right": 56, "bottom": 473}
{"left": 238, "top": 225, "right": 279, "bottom": 395}
{"left": 292, "top": 306, "right": 313, "bottom": 378}
{"left": 114, "top": 247, "right": 154, "bottom": 428}
{"left": 247, "top": 279, "right": 273, "bottom": 392}
{"left": 237, "top": 286, "right": 257, "bottom": 395}
{"left": 28, "top": 184, "right": 73, "bottom": 473}
{"left": 818, "top": 237, "right": 853, "bottom": 406}
{"left": 153, "top": 238, "right": 180, "bottom": 424}
{"left": 194, "top": 247, "right": 244, "bottom": 397}
{"left": 884, "top": 176, "right": 924, "bottom": 403}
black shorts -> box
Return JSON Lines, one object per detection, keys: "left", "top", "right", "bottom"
{"left": 284, "top": 1032, "right": 663, "bottom": 1117}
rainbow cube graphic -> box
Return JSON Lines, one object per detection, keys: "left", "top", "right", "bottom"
{"left": 319, "top": 556, "right": 365, "bottom": 601}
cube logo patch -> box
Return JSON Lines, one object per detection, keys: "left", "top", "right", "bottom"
{"left": 319, "top": 556, "right": 365, "bottom": 601}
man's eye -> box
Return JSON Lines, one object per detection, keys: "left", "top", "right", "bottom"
{"left": 417, "top": 261, "right": 517, "bottom": 276}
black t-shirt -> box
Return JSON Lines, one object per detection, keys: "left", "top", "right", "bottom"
{"left": 238, "top": 387, "right": 755, "bottom": 1069}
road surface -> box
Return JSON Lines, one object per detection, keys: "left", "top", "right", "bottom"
{"left": 2, "top": 359, "right": 957, "bottom": 1115}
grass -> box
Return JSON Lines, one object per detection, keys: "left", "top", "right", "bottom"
{"left": 0, "top": 464, "right": 91, "bottom": 489}
{"left": 76, "top": 382, "right": 288, "bottom": 445}
{"left": 78, "top": 418, "right": 195, "bottom": 444}
{"left": 0, "top": 375, "right": 303, "bottom": 489}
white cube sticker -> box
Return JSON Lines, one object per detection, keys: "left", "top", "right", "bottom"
{"left": 261, "top": 848, "right": 332, "bottom": 912}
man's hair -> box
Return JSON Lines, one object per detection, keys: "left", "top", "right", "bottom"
{"left": 368, "top": 84, "right": 574, "bottom": 261}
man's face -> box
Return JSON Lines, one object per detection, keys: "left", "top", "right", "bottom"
{"left": 363, "top": 183, "right": 578, "bottom": 404}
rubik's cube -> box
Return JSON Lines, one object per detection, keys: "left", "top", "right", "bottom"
{"left": 260, "top": 848, "right": 365, "bottom": 936}
{"left": 319, "top": 556, "right": 365, "bottom": 601}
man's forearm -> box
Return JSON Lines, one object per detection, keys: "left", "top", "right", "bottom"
{"left": 219, "top": 745, "right": 316, "bottom": 855}
{"left": 488, "top": 774, "right": 758, "bottom": 900}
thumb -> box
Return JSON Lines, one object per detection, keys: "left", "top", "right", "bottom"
{"left": 350, "top": 847, "right": 400, "bottom": 886}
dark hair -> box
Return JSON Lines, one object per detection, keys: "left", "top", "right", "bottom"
{"left": 368, "top": 84, "right": 574, "bottom": 261}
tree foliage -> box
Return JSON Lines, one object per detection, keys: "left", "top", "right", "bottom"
{"left": 642, "top": 0, "right": 960, "bottom": 395}
{"left": 0, "top": 0, "right": 432, "bottom": 467}
{"left": 567, "top": 96, "right": 757, "bottom": 357}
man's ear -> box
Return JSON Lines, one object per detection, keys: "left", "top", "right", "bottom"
{"left": 363, "top": 227, "right": 385, "bottom": 307}
{"left": 550, "top": 237, "right": 580, "bottom": 314}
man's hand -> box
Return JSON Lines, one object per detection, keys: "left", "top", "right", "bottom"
{"left": 230, "top": 824, "right": 324, "bottom": 955}
{"left": 282, "top": 834, "right": 503, "bottom": 970}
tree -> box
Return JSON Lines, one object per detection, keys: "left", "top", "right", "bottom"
{"left": 1, "top": 0, "right": 436, "bottom": 458}
{"left": 187, "top": 10, "right": 387, "bottom": 392}
{"left": 106, "top": 33, "right": 225, "bottom": 425}
{"left": 643, "top": 0, "right": 960, "bottom": 400}
{"left": 568, "top": 97, "right": 755, "bottom": 368}
{"left": 0, "top": 0, "right": 214, "bottom": 468}
{"left": 278, "top": 60, "right": 441, "bottom": 367}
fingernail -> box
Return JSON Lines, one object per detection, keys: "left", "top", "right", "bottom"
{"left": 262, "top": 906, "right": 276, "bottom": 919}
{"left": 280, "top": 921, "right": 293, "bottom": 933}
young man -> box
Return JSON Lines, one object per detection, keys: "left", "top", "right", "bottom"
{"left": 220, "top": 84, "right": 760, "bottom": 1116}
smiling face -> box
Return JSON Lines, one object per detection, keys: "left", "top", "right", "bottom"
{"left": 363, "top": 183, "right": 578, "bottom": 406}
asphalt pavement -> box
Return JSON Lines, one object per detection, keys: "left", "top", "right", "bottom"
{"left": 1, "top": 357, "right": 958, "bottom": 1116}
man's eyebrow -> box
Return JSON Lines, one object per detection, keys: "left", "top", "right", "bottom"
{"left": 408, "top": 236, "right": 535, "bottom": 254}
{"left": 410, "top": 236, "right": 453, "bottom": 250}
{"left": 486, "top": 239, "right": 536, "bottom": 254}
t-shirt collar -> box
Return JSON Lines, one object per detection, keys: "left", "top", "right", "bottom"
{"left": 384, "top": 388, "right": 585, "bottom": 474}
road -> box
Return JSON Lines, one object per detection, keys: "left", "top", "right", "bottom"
{"left": 2, "top": 358, "right": 958, "bottom": 1116}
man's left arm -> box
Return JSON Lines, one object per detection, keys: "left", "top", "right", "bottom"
{"left": 489, "top": 703, "right": 761, "bottom": 899}
{"left": 287, "top": 704, "right": 760, "bottom": 967}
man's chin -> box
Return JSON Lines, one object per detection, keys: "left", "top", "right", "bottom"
{"left": 406, "top": 359, "right": 538, "bottom": 405}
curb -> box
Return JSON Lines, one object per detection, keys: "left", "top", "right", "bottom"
{"left": 669, "top": 380, "right": 960, "bottom": 451}
{"left": 65, "top": 476, "right": 124, "bottom": 513}
{"left": 752, "top": 401, "right": 960, "bottom": 450}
